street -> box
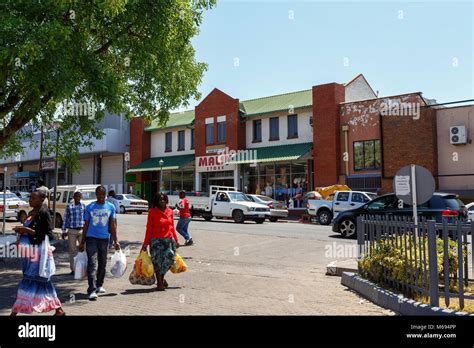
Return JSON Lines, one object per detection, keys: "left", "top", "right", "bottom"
{"left": 0, "top": 215, "right": 393, "bottom": 315}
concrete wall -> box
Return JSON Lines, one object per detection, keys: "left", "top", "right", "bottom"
{"left": 344, "top": 74, "right": 377, "bottom": 102}
{"left": 436, "top": 105, "right": 474, "bottom": 194}
{"left": 246, "top": 108, "right": 313, "bottom": 148}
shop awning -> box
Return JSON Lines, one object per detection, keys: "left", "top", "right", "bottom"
{"left": 228, "top": 142, "right": 313, "bottom": 164}
{"left": 127, "top": 154, "right": 195, "bottom": 173}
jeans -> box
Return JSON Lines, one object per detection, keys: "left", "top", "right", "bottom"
{"left": 176, "top": 217, "right": 192, "bottom": 241}
{"left": 86, "top": 237, "right": 108, "bottom": 294}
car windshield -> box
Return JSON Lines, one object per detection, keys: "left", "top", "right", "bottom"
{"left": 256, "top": 195, "right": 273, "bottom": 202}
{"left": 80, "top": 191, "right": 97, "bottom": 201}
{"left": 125, "top": 194, "right": 142, "bottom": 200}
{"left": 228, "top": 192, "right": 251, "bottom": 201}
{"left": 367, "top": 194, "right": 377, "bottom": 201}
{"left": 0, "top": 193, "right": 20, "bottom": 200}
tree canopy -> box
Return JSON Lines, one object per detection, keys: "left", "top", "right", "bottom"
{"left": 0, "top": 0, "right": 215, "bottom": 168}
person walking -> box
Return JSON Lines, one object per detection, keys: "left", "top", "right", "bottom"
{"left": 175, "top": 191, "right": 193, "bottom": 246}
{"left": 106, "top": 190, "right": 120, "bottom": 248}
{"left": 79, "top": 186, "right": 120, "bottom": 301}
{"left": 141, "top": 192, "right": 179, "bottom": 291}
{"left": 11, "top": 191, "right": 65, "bottom": 316}
{"left": 36, "top": 179, "right": 49, "bottom": 209}
{"left": 61, "top": 191, "right": 86, "bottom": 275}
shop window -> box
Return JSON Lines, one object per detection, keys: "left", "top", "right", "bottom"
{"left": 178, "top": 130, "right": 185, "bottom": 151}
{"left": 354, "top": 140, "right": 381, "bottom": 170}
{"left": 165, "top": 132, "right": 172, "bottom": 152}
{"left": 287, "top": 115, "right": 298, "bottom": 139}
{"left": 190, "top": 129, "right": 195, "bottom": 149}
{"left": 217, "top": 121, "right": 226, "bottom": 143}
{"left": 206, "top": 123, "right": 214, "bottom": 145}
{"left": 253, "top": 120, "right": 262, "bottom": 142}
{"left": 269, "top": 117, "right": 279, "bottom": 141}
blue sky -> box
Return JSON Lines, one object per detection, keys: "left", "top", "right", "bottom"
{"left": 179, "top": 0, "right": 473, "bottom": 110}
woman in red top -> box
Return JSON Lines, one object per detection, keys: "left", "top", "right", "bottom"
{"left": 141, "top": 193, "right": 179, "bottom": 291}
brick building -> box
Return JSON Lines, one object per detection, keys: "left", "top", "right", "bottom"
{"left": 127, "top": 74, "right": 473, "bottom": 204}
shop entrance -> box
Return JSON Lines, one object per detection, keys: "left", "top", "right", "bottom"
{"left": 201, "top": 171, "right": 235, "bottom": 194}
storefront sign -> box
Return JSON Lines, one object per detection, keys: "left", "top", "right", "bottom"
{"left": 206, "top": 144, "right": 226, "bottom": 154}
{"left": 196, "top": 155, "right": 236, "bottom": 173}
{"left": 42, "top": 161, "right": 56, "bottom": 170}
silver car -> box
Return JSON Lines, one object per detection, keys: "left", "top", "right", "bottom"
{"left": 246, "top": 194, "right": 289, "bottom": 222}
{"left": 0, "top": 192, "right": 27, "bottom": 221}
{"left": 467, "top": 202, "right": 474, "bottom": 222}
{"left": 115, "top": 194, "right": 149, "bottom": 214}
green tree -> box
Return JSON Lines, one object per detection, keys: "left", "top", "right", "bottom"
{"left": 0, "top": 0, "right": 215, "bottom": 166}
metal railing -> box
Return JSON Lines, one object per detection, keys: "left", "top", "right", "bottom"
{"left": 357, "top": 215, "right": 473, "bottom": 310}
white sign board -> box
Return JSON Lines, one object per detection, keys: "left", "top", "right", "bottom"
{"left": 196, "top": 155, "right": 236, "bottom": 173}
{"left": 394, "top": 175, "right": 411, "bottom": 196}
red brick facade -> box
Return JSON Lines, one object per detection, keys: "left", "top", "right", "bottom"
{"left": 195, "top": 88, "right": 245, "bottom": 157}
{"left": 312, "top": 83, "right": 345, "bottom": 187}
{"left": 129, "top": 117, "right": 151, "bottom": 184}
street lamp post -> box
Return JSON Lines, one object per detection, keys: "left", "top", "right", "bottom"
{"left": 159, "top": 159, "right": 164, "bottom": 193}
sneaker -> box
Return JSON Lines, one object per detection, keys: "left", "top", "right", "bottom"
{"left": 185, "top": 238, "right": 194, "bottom": 246}
{"left": 88, "top": 292, "right": 98, "bottom": 301}
{"left": 96, "top": 287, "right": 106, "bottom": 294}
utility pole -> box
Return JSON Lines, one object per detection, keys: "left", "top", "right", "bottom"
{"left": 52, "top": 128, "right": 60, "bottom": 229}
{"left": 38, "top": 125, "right": 44, "bottom": 178}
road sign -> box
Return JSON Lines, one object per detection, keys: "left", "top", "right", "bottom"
{"left": 393, "top": 165, "right": 435, "bottom": 206}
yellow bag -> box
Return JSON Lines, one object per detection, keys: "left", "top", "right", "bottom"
{"left": 170, "top": 253, "right": 188, "bottom": 274}
{"left": 135, "top": 251, "right": 154, "bottom": 278}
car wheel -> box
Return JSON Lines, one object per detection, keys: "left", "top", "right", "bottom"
{"left": 269, "top": 217, "right": 278, "bottom": 222}
{"left": 18, "top": 210, "right": 27, "bottom": 224}
{"left": 317, "top": 209, "right": 333, "bottom": 225}
{"left": 340, "top": 218, "right": 357, "bottom": 238}
{"left": 120, "top": 206, "right": 126, "bottom": 214}
{"left": 255, "top": 218, "right": 265, "bottom": 224}
{"left": 232, "top": 209, "right": 245, "bottom": 223}
{"left": 137, "top": 211, "right": 143, "bottom": 215}
{"left": 203, "top": 215, "right": 213, "bottom": 221}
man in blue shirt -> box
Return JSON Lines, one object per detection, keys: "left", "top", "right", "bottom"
{"left": 61, "top": 191, "right": 86, "bottom": 275}
{"left": 79, "top": 186, "right": 120, "bottom": 301}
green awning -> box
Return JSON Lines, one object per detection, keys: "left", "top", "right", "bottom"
{"left": 228, "top": 142, "right": 313, "bottom": 164}
{"left": 127, "top": 154, "right": 195, "bottom": 173}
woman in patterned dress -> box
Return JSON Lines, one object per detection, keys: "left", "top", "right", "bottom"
{"left": 11, "top": 191, "right": 65, "bottom": 316}
{"left": 141, "top": 192, "right": 179, "bottom": 291}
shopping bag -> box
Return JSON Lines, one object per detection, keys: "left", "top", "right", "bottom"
{"left": 110, "top": 250, "right": 127, "bottom": 278}
{"left": 129, "top": 269, "right": 156, "bottom": 285}
{"left": 39, "top": 236, "right": 56, "bottom": 279}
{"left": 74, "top": 251, "right": 88, "bottom": 280}
{"left": 135, "top": 251, "right": 154, "bottom": 278}
{"left": 170, "top": 252, "right": 188, "bottom": 274}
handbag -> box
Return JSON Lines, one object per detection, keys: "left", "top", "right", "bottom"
{"left": 38, "top": 235, "right": 56, "bottom": 279}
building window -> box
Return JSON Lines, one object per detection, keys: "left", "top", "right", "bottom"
{"left": 191, "top": 128, "right": 195, "bottom": 149}
{"left": 165, "top": 132, "right": 172, "bottom": 152}
{"left": 253, "top": 119, "right": 262, "bottom": 142}
{"left": 353, "top": 140, "right": 381, "bottom": 170}
{"left": 206, "top": 123, "right": 214, "bottom": 145}
{"left": 269, "top": 117, "right": 279, "bottom": 141}
{"left": 287, "top": 115, "right": 298, "bottom": 139}
{"left": 178, "top": 130, "right": 185, "bottom": 151}
{"left": 217, "top": 120, "right": 226, "bottom": 143}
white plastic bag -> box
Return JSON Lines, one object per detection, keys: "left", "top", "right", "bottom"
{"left": 110, "top": 250, "right": 127, "bottom": 278}
{"left": 39, "top": 236, "right": 56, "bottom": 279}
{"left": 74, "top": 251, "right": 88, "bottom": 280}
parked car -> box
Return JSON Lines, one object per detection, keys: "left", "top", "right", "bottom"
{"left": 0, "top": 192, "right": 26, "bottom": 221}
{"left": 115, "top": 194, "right": 149, "bottom": 214}
{"left": 246, "top": 194, "right": 288, "bottom": 222}
{"left": 332, "top": 192, "right": 468, "bottom": 238}
{"left": 15, "top": 191, "right": 30, "bottom": 202}
{"left": 466, "top": 202, "right": 474, "bottom": 222}
{"left": 307, "top": 191, "right": 376, "bottom": 225}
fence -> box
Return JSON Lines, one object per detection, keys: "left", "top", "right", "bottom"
{"left": 356, "top": 215, "right": 473, "bottom": 310}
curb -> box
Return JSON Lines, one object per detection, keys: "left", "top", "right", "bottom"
{"left": 326, "top": 261, "right": 357, "bottom": 276}
{"left": 341, "top": 272, "right": 473, "bottom": 316}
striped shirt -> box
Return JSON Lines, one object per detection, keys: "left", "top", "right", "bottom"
{"left": 62, "top": 202, "right": 86, "bottom": 232}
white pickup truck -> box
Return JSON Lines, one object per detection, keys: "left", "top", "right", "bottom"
{"left": 307, "top": 190, "right": 376, "bottom": 225}
{"left": 168, "top": 186, "right": 270, "bottom": 224}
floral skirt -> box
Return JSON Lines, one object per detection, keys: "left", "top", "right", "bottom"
{"left": 149, "top": 238, "right": 176, "bottom": 276}
{"left": 12, "top": 235, "right": 61, "bottom": 314}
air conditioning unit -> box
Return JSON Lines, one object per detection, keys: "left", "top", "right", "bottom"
{"left": 449, "top": 126, "right": 467, "bottom": 145}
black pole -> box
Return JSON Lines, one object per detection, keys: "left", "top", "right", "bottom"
{"left": 52, "top": 129, "right": 60, "bottom": 229}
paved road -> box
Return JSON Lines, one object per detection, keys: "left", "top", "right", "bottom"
{"left": 0, "top": 215, "right": 393, "bottom": 315}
